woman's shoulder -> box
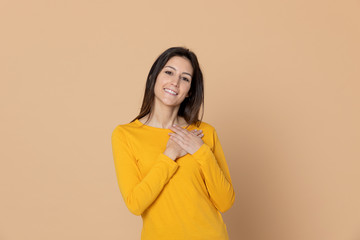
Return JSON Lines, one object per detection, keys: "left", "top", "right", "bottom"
{"left": 193, "top": 121, "right": 221, "bottom": 147}
{"left": 111, "top": 120, "right": 139, "bottom": 137}
{"left": 193, "top": 120, "right": 216, "bottom": 132}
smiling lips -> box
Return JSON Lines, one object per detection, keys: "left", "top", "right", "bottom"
{"left": 164, "top": 88, "right": 178, "bottom": 96}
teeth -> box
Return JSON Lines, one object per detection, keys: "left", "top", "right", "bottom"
{"left": 164, "top": 88, "right": 177, "bottom": 95}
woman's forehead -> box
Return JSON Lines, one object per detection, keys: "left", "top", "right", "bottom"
{"left": 164, "top": 56, "right": 193, "bottom": 73}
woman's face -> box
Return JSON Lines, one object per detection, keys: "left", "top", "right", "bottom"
{"left": 153, "top": 56, "right": 193, "bottom": 108}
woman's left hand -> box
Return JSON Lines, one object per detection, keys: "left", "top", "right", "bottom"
{"left": 168, "top": 125, "right": 204, "bottom": 155}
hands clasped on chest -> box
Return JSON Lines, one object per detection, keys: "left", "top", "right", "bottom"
{"left": 164, "top": 125, "right": 204, "bottom": 161}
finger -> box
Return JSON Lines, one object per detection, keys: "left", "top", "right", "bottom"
{"left": 169, "top": 125, "right": 191, "bottom": 138}
{"left": 169, "top": 132, "right": 184, "bottom": 142}
{"left": 170, "top": 128, "right": 203, "bottom": 138}
{"left": 170, "top": 125, "right": 190, "bottom": 134}
{"left": 191, "top": 129, "right": 202, "bottom": 136}
{"left": 171, "top": 128, "right": 203, "bottom": 143}
{"left": 170, "top": 132, "right": 204, "bottom": 154}
{"left": 169, "top": 137, "right": 182, "bottom": 147}
{"left": 169, "top": 134, "right": 184, "bottom": 147}
{"left": 193, "top": 131, "right": 204, "bottom": 139}
{"left": 194, "top": 132, "right": 201, "bottom": 136}
{"left": 195, "top": 131, "right": 204, "bottom": 137}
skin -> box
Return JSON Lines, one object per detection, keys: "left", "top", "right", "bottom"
{"left": 166, "top": 125, "right": 204, "bottom": 160}
{"left": 140, "top": 56, "right": 204, "bottom": 161}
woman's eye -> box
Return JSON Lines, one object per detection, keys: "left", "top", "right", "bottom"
{"left": 182, "top": 77, "right": 190, "bottom": 82}
{"left": 165, "top": 71, "right": 172, "bottom": 75}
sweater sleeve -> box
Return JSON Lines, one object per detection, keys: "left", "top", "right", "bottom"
{"left": 111, "top": 127, "right": 179, "bottom": 216}
{"left": 191, "top": 128, "right": 235, "bottom": 213}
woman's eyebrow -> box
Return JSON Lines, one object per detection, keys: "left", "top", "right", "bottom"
{"left": 182, "top": 72, "right": 192, "bottom": 77}
{"left": 164, "top": 65, "right": 192, "bottom": 77}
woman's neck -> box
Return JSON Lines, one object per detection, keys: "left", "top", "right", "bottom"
{"left": 139, "top": 112, "right": 187, "bottom": 129}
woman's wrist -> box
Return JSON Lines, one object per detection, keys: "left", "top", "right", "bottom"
{"left": 188, "top": 143, "right": 203, "bottom": 155}
{"left": 164, "top": 149, "right": 177, "bottom": 161}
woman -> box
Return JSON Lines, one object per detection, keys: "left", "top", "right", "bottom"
{"left": 111, "top": 47, "right": 235, "bottom": 240}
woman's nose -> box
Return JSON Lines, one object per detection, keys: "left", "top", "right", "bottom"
{"left": 170, "top": 75, "right": 181, "bottom": 86}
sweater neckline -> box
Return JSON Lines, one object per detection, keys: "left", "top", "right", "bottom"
{"left": 134, "top": 119, "right": 190, "bottom": 131}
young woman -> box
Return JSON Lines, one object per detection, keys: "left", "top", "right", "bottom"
{"left": 111, "top": 47, "right": 235, "bottom": 240}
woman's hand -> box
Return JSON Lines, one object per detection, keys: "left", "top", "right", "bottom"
{"left": 164, "top": 128, "right": 204, "bottom": 161}
{"left": 168, "top": 125, "right": 205, "bottom": 155}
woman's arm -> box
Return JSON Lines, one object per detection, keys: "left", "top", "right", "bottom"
{"left": 111, "top": 127, "right": 179, "bottom": 216}
{"left": 191, "top": 128, "right": 235, "bottom": 212}
{"left": 167, "top": 124, "right": 235, "bottom": 212}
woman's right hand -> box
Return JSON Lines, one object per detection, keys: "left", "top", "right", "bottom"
{"left": 164, "top": 129, "right": 204, "bottom": 161}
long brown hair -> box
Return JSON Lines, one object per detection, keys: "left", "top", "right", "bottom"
{"left": 131, "top": 47, "right": 204, "bottom": 127}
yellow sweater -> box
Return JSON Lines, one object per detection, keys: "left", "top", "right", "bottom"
{"left": 111, "top": 119, "right": 235, "bottom": 240}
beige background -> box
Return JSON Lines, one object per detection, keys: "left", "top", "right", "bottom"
{"left": 1, "top": 0, "right": 359, "bottom": 239}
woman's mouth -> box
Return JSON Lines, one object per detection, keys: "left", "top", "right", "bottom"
{"left": 164, "top": 88, "right": 178, "bottom": 96}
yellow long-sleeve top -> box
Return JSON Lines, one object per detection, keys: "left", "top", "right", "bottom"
{"left": 111, "top": 119, "right": 235, "bottom": 240}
